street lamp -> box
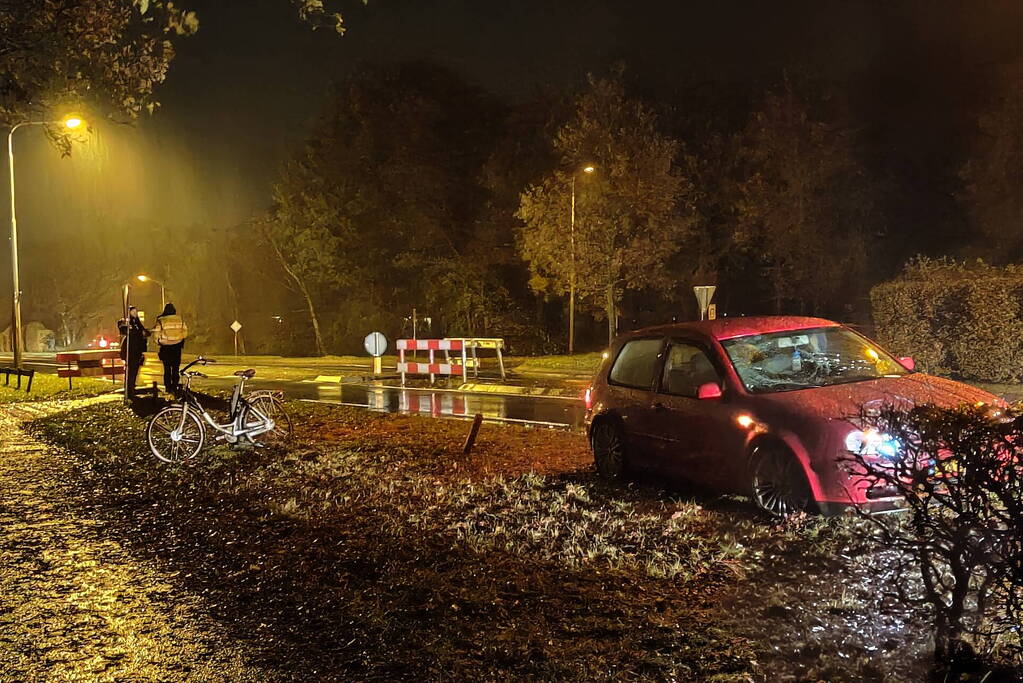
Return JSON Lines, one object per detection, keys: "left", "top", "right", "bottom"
{"left": 8, "top": 114, "right": 84, "bottom": 369}
{"left": 569, "top": 164, "right": 595, "bottom": 355}
{"left": 136, "top": 274, "right": 166, "bottom": 310}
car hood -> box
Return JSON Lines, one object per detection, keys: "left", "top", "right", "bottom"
{"left": 755, "top": 373, "right": 1000, "bottom": 420}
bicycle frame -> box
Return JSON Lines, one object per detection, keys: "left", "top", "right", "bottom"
{"left": 172, "top": 367, "right": 276, "bottom": 444}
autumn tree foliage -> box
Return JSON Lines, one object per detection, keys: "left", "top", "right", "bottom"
{"left": 0, "top": 0, "right": 353, "bottom": 128}
{"left": 0, "top": 0, "right": 198, "bottom": 130}
{"left": 517, "top": 72, "right": 690, "bottom": 343}
{"left": 734, "top": 82, "right": 872, "bottom": 315}
{"left": 267, "top": 63, "right": 514, "bottom": 354}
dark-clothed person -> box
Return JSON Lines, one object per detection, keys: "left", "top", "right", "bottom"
{"left": 118, "top": 307, "right": 149, "bottom": 398}
{"left": 153, "top": 303, "right": 188, "bottom": 394}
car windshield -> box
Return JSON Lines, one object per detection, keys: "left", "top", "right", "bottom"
{"left": 720, "top": 326, "right": 908, "bottom": 394}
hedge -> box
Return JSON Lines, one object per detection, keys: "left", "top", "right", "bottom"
{"left": 870, "top": 258, "right": 1023, "bottom": 383}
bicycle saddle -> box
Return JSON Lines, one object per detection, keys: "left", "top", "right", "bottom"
{"left": 234, "top": 369, "right": 256, "bottom": 378}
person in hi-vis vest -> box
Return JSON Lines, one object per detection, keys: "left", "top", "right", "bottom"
{"left": 152, "top": 303, "right": 188, "bottom": 394}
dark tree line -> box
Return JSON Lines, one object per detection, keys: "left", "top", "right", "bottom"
{"left": 251, "top": 64, "right": 900, "bottom": 354}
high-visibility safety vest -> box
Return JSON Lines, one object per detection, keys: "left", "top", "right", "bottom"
{"left": 155, "top": 315, "right": 188, "bottom": 345}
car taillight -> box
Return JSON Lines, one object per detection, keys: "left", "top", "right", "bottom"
{"left": 584, "top": 387, "right": 593, "bottom": 411}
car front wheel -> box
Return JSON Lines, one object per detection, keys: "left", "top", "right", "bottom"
{"left": 751, "top": 444, "right": 812, "bottom": 517}
{"left": 591, "top": 420, "right": 627, "bottom": 480}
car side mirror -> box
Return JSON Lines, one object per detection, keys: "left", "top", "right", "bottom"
{"left": 697, "top": 382, "right": 723, "bottom": 400}
{"left": 899, "top": 356, "right": 915, "bottom": 371}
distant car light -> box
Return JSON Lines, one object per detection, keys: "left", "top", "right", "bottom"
{"left": 98, "top": 337, "right": 109, "bottom": 349}
{"left": 584, "top": 387, "right": 593, "bottom": 411}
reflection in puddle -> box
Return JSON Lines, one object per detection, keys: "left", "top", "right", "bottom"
{"left": 310, "top": 382, "right": 584, "bottom": 428}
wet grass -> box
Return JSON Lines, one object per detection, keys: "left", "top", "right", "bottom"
{"left": 28, "top": 402, "right": 762, "bottom": 679}
{"left": 25, "top": 400, "right": 982, "bottom": 680}
{"left": 507, "top": 352, "right": 604, "bottom": 377}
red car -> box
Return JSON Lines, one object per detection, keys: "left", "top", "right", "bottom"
{"left": 584, "top": 316, "right": 999, "bottom": 516}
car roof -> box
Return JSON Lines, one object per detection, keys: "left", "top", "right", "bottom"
{"left": 624, "top": 316, "right": 842, "bottom": 342}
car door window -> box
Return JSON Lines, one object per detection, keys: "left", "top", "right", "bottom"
{"left": 608, "top": 338, "right": 664, "bottom": 390}
{"left": 661, "top": 342, "right": 721, "bottom": 397}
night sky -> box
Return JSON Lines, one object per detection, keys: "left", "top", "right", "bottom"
{"left": 144, "top": 0, "right": 1023, "bottom": 222}
{"left": 12, "top": 1, "right": 1023, "bottom": 285}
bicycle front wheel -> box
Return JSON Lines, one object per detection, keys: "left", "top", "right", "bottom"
{"left": 242, "top": 395, "right": 293, "bottom": 445}
{"left": 147, "top": 406, "right": 206, "bottom": 463}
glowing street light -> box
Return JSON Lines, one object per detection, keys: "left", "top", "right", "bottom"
{"left": 569, "top": 163, "right": 595, "bottom": 355}
{"left": 136, "top": 274, "right": 166, "bottom": 310}
{"left": 7, "top": 114, "right": 85, "bottom": 368}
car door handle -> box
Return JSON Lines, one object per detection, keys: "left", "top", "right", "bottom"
{"left": 653, "top": 402, "right": 668, "bottom": 412}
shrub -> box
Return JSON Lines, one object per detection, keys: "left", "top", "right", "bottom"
{"left": 870, "top": 257, "right": 1023, "bottom": 382}
{"left": 842, "top": 403, "right": 1023, "bottom": 676}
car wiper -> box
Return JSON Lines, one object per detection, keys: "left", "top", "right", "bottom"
{"left": 752, "top": 382, "right": 815, "bottom": 393}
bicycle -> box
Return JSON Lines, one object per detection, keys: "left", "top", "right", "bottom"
{"left": 146, "top": 356, "right": 293, "bottom": 463}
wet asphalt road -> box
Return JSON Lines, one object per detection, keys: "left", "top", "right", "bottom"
{"left": 138, "top": 367, "right": 587, "bottom": 429}
{"left": 0, "top": 352, "right": 587, "bottom": 429}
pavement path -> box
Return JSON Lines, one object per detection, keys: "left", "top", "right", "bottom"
{"left": 0, "top": 398, "right": 266, "bottom": 682}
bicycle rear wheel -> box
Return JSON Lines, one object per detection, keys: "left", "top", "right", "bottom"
{"left": 148, "top": 406, "right": 205, "bottom": 463}
{"left": 242, "top": 395, "right": 292, "bottom": 445}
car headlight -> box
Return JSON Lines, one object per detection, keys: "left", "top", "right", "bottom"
{"left": 845, "top": 428, "right": 900, "bottom": 460}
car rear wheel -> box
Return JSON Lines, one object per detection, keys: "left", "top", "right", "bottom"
{"left": 751, "top": 444, "right": 812, "bottom": 517}
{"left": 591, "top": 420, "right": 627, "bottom": 480}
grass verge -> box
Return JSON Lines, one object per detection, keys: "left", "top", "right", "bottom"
{"left": 27, "top": 401, "right": 921, "bottom": 680}
{"left": 0, "top": 373, "right": 114, "bottom": 404}
{"left": 508, "top": 352, "right": 604, "bottom": 377}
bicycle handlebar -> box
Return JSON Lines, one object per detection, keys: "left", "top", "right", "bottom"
{"left": 181, "top": 356, "right": 217, "bottom": 373}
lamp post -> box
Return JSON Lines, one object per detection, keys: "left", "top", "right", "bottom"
{"left": 136, "top": 274, "right": 166, "bottom": 310}
{"left": 568, "top": 164, "right": 595, "bottom": 355}
{"left": 8, "top": 115, "right": 83, "bottom": 369}
{"left": 121, "top": 281, "right": 131, "bottom": 402}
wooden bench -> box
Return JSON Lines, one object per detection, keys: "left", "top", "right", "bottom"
{"left": 0, "top": 367, "right": 35, "bottom": 392}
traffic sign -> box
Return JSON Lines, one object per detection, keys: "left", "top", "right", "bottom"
{"left": 693, "top": 285, "right": 716, "bottom": 320}
{"left": 230, "top": 320, "right": 242, "bottom": 332}
{"left": 364, "top": 331, "right": 387, "bottom": 357}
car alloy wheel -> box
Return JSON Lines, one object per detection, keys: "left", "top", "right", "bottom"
{"left": 751, "top": 445, "right": 811, "bottom": 517}
{"left": 591, "top": 421, "right": 626, "bottom": 480}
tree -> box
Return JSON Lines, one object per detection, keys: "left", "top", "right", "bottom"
{"left": 734, "top": 81, "right": 872, "bottom": 315}
{"left": 260, "top": 195, "right": 342, "bottom": 357}
{"left": 960, "top": 61, "right": 1023, "bottom": 262}
{"left": 267, "top": 62, "right": 505, "bottom": 353}
{"left": 293, "top": 0, "right": 365, "bottom": 34}
{"left": 0, "top": 0, "right": 357, "bottom": 130}
{"left": 517, "top": 71, "right": 688, "bottom": 345}
{"left": 0, "top": 0, "right": 198, "bottom": 132}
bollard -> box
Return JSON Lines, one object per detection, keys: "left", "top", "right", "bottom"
{"left": 462, "top": 413, "right": 484, "bottom": 454}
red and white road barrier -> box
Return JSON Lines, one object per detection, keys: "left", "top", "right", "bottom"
{"left": 396, "top": 339, "right": 464, "bottom": 352}
{"left": 397, "top": 362, "right": 465, "bottom": 376}
{"left": 397, "top": 337, "right": 508, "bottom": 385}
{"left": 397, "top": 338, "right": 469, "bottom": 385}
{"left": 56, "top": 349, "right": 124, "bottom": 388}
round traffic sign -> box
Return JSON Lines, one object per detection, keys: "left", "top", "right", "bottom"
{"left": 364, "top": 331, "right": 387, "bottom": 357}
